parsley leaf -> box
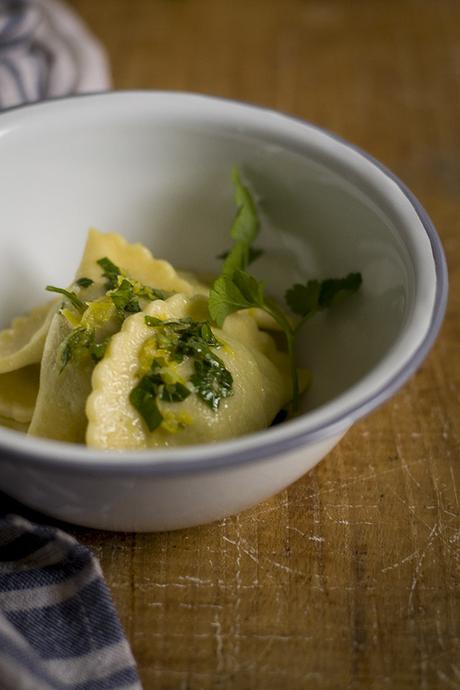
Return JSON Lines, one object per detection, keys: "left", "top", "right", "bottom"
{"left": 129, "top": 378, "right": 163, "bottom": 432}
{"left": 58, "top": 326, "right": 107, "bottom": 371}
{"left": 191, "top": 357, "right": 233, "bottom": 411}
{"left": 209, "top": 270, "right": 298, "bottom": 405}
{"left": 145, "top": 316, "right": 164, "bottom": 327}
{"left": 161, "top": 382, "right": 191, "bottom": 403}
{"left": 95, "top": 256, "right": 171, "bottom": 318}
{"left": 109, "top": 278, "right": 142, "bottom": 315}
{"left": 221, "top": 168, "right": 261, "bottom": 275}
{"left": 285, "top": 273, "right": 362, "bottom": 319}
{"left": 75, "top": 277, "right": 94, "bottom": 288}
{"left": 208, "top": 276, "right": 254, "bottom": 328}
{"left": 97, "top": 257, "right": 121, "bottom": 290}
{"left": 317, "top": 273, "right": 362, "bottom": 309}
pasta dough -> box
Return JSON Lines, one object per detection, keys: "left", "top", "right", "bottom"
{"left": 0, "top": 301, "right": 56, "bottom": 373}
{"left": 86, "top": 294, "right": 291, "bottom": 449}
{"left": 0, "top": 365, "right": 40, "bottom": 423}
{"left": 28, "top": 311, "right": 93, "bottom": 443}
{"left": 77, "top": 229, "right": 198, "bottom": 295}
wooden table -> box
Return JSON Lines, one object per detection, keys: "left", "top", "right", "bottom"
{"left": 32, "top": 1, "right": 460, "bottom": 687}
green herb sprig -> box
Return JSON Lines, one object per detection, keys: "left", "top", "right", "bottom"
{"left": 208, "top": 168, "right": 362, "bottom": 412}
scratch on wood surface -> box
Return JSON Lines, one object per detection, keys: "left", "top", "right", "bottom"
{"left": 436, "top": 615, "right": 446, "bottom": 652}
{"left": 408, "top": 524, "right": 438, "bottom": 614}
{"left": 449, "top": 465, "right": 459, "bottom": 508}
{"left": 222, "top": 535, "right": 259, "bottom": 564}
{"left": 232, "top": 514, "right": 242, "bottom": 673}
{"left": 211, "top": 611, "right": 224, "bottom": 673}
{"left": 177, "top": 575, "right": 214, "bottom": 585}
{"left": 437, "top": 669, "right": 460, "bottom": 689}
{"left": 381, "top": 549, "right": 421, "bottom": 573}
{"left": 223, "top": 531, "right": 307, "bottom": 579}
{"left": 323, "top": 503, "right": 376, "bottom": 527}
{"left": 250, "top": 458, "right": 429, "bottom": 522}
{"left": 287, "top": 526, "right": 325, "bottom": 542}
{"left": 396, "top": 433, "right": 423, "bottom": 489}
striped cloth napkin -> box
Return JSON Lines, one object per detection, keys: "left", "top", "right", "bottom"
{"left": 0, "top": 0, "right": 110, "bottom": 109}
{"left": 0, "top": 513, "right": 142, "bottom": 690}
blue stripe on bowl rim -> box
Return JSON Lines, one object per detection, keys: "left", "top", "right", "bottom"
{"left": 0, "top": 91, "right": 449, "bottom": 475}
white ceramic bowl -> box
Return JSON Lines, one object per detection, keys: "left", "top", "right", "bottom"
{"left": 0, "top": 92, "right": 447, "bottom": 531}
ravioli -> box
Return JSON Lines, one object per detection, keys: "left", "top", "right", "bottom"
{"left": 0, "top": 365, "right": 40, "bottom": 424}
{"left": 28, "top": 311, "right": 94, "bottom": 442}
{"left": 27, "top": 230, "right": 202, "bottom": 443}
{"left": 77, "top": 229, "right": 198, "bottom": 295}
{"left": 0, "top": 301, "right": 56, "bottom": 374}
{"left": 86, "top": 294, "right": 291, "bottom": 450}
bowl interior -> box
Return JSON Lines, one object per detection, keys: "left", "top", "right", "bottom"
{"left": 0, "top": 93, "right": 436, "bottom": 421}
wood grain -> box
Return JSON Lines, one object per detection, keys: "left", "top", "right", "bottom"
{"left": 47, "top": 0, "right": 460, "bottom": 687}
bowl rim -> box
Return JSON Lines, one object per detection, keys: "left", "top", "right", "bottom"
{"left": 0, "top": 90, "right": 448, "bottom": 475}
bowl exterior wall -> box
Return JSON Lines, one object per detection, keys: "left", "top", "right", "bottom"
{"left": 0, "top": 431, "right": 346, "bottom": 531}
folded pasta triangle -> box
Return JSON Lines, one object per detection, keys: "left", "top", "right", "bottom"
{"left": 86, "top": 294, "right": 291, "bottom": 450}
{"left": 77, "top": 228, "right": 200, "bottom": 295}
{"left": 28, "top": 312, "right": 94, "bottom": 443}
{"left": 0, "top": 364, "right": 40, "bottom": 423}
{"left": 0, "top": 301, "right": 57, "bottom": 374}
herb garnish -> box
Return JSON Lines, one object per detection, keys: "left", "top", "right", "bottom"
{"left": 58, "top": 326, "right": 109, "bottom": 371}
{"left": 97, "top": 257, "right": 121, "bottom": 290}
{"left": 97, "top": 257, "right": 170, "bottom": 316}
{"left": 75, "top": 277, "right": 94, "bottom": 288}
{"left": 49, "top": 257, "right": 172, "bottom": 370}
{"left": 46, "top": 286, "right": 87, "bottom": 313}
{"left": 130, "top": 316, "right": 233, "bottom": 432}
{"left": 209, "top": 168, "right": 362, "bottom": 412}
{"left": 285, "top": 273, "right": 363, "bottom": 323}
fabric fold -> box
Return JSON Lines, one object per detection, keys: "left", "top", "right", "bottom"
{"left": 0, "top": 514, "right": 142, "bottom": 690}
{"left": 0, "top": 0, "right": 111, "bottom": 110}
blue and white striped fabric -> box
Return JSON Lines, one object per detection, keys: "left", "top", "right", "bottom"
{"left": 0, "top": 0, "right": 110, "bottom": 110}
{"left": 0, "top": 514, "right": 142, "bottom": 690}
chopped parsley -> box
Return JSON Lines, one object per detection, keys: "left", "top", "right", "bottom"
{"left": 97, "top": 257, "right": 170, "bottom": 316}
{"left": 97, "top": 256, "right": 121, "bottom": 290}
{"left": 49, "top": 256, "right": 173, "bottom": 371}
{"left": 130, "top": 316, "right": 233, "bottom": 432}
{"left": 58, "top": 327, "right": 108, "bottom": 371}
{"left": 75, "top": 277, "right": 94, "bottom": 288}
